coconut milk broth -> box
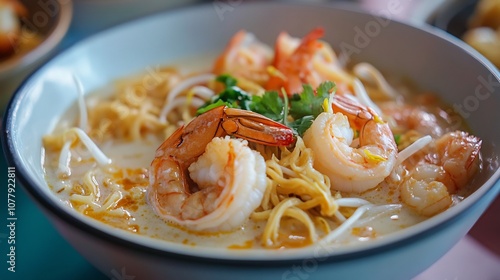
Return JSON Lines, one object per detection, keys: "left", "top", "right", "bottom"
{"left": 43, "top": 135, "right": 427, "bottom": 249}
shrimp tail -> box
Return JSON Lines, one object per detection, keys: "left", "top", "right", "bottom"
{"left": 267, "top": 27, "right": 325, "bottom": 94}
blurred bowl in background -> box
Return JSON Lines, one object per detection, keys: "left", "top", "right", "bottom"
{"left": 430, "top": 0, "right": 478, "bottom": 37}
{"left": 0, "top": 0, "right": 72, "bottom": 112}
{"left": 430, "top": 0, "right": 500, "bottom": 69}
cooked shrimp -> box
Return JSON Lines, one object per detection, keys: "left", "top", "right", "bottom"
{"left": 398, "top": 130, "right": 481, "bottom": 216}
{"left": 435, "top": 131, "right": 482, "bottom": 193}
{"left": 213, "top": 30, "right": 273, "bottom": 85}
{"left": 380, "top": 101, "right": 451, "bottom": 138}
{"left": 400, "top": 164, "right": 453, "bottom": 216}
{"left": 303, "top": 94, "right": 397, "bottom": 193}
{"left": 266, "top": 27, "right": 353, "bottom": 94}
{"left": 148, "top": 106, "right": 294, "bottom": 232}
{"left": 405, "top": 131, "right": 482, "bottom": 194}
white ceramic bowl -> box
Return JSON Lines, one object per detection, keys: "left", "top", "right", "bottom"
{"left": 3, "top": 2, "right": 500, "bottom": 279}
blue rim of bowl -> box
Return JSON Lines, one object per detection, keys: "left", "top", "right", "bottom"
{"left": 2, "top": 0, "right": 500, "bottom": 267}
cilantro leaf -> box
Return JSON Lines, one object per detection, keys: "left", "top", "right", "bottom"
{"left": 317, "top": 81, "right": 336, "bottom": 98}
{"left": 290, "top": 116, "right": 314, "bottom": 136}
{"left": 216, "top": 74, "right": 237, "bottom": 88}
{"left": 196, "top": 75, "right": 252, "bottom": 114}
{"left": 287, "top": 81, "right": 336, "bottom": 136}
{"left": 196, "top": 99, "right": 232, "bottom": 114}
{"left": 289, "top": 84, "right": 314, "bottom": 119}
{"left": 249, "top": 91, "right": 284, "bottom": 122}
{"left": 289, "top": 81, "right": 335, "bottom": 120}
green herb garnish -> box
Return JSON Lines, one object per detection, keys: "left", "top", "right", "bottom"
{"left": 289, "top": 116, "right": 315, "bottom": 137}
{"left": 249, "top": 91, "right": 284, "bottom": 122}
{"left": 289, "top": 81, "right": 335, "bottom": 120}
{"left": 394, "top": 134, "right": 401, "bottom": 145}
{"left": 197, "top": 74, "right": 252, "bottom": 114}
{"left": 197, "top": 74, "right": 336, "bottom": 137}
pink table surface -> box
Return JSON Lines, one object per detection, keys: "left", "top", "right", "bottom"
{"left": 416, "top": 196, "right": 500, "bottom": 279}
